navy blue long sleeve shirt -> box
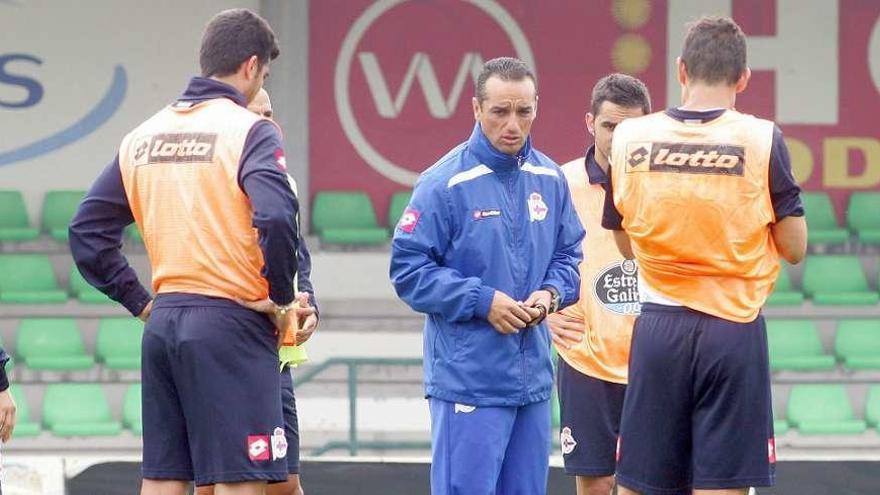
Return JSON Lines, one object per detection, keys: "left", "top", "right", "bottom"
{"left": 69, "top": 77, "right": 300, "bottom": 313}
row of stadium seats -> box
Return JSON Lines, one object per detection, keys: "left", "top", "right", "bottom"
{"left": 768, "top": 256, "right": 879, "bottom": 306}
{"left": 6, "top": 189, "right": 876, "bottom": 248}
{"left": 1, "top": 317, "right": 876, "bottom": 375}
{"left": 768, "top": 319, "right": 879, "bottom": 370}
{"left": 10, "top": 383, "right": 141, "bottom": 438}
{"left": 312, "top": 190, "right": 880, "bottom": 247}
{"left": 552, "top": 384, "right": 880, "bottom": 437}
{"left": 0, "top": 255, "right": 121, "bottom": 304}
{"left": 2, "top": 318, "right": 141, "bottom": 371}
{"left": 0, "top": 190, "right": 141, "bottom": 244}
{"left": 312, "top": 191, "right": 411, "bottom": 245}
{"left": 12, "top": 381, "right": 880, "bottom": 439}
{"left": 804, "top": 192, "right": 880, "bottom": 247}
{"left": 775, "top": 384, "right": 880, "bottom": 435}
{"left": 0, "top": 188, "right": 415, "bottom": 246}
{"left": 0, "top": 253, "right": 877, "bottom": 305}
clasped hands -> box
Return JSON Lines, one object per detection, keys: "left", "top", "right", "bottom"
{"left": 486, "top": 289, "right": 552, "bottom": 335}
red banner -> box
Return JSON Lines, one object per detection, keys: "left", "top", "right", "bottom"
{"left": 310, "top": 0, "right": 880, "bottom": 225}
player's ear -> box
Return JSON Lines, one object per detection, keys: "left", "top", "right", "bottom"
{"left": 472, "top": 96, "right": 481, "bottom": 121}
{"left": 585, "top": 113, "right": 595, "bottom": 136}
{"left": 241, "top": 55, "right": 259, "bottom": 81}
{"left": 533, "top": 94, "right": 538, "bottom": 118}
{"left": 676, "top": 56, "right": 688, "bottom": 86}
{"left": 735, "top": 67, "right": 751, "bottom": 94}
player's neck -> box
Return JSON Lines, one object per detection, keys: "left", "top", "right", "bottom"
{"left": 211, "top": 75, "right": 248, "bottom": 100}
{"left": 593, "top": 147, "right": 610, "bottom": 173}
{"left": 679, "top": 83, "right": 736, "bottom": 111}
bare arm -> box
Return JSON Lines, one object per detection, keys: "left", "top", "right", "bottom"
{"left": 771, "top": 215, "right": 807, "bottom": 264}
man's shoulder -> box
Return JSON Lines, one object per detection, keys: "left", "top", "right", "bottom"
{"left": 418, "top": 141, "right": 482, "bottom": 187}
{"left": 559, "top": 157, "right": 587, "bottom": 182}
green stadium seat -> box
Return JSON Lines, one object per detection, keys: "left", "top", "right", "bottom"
{"left": 0, "top": 191, "right": 39, "bottom": 241}
{"left": 42, "top": 384, "right": 121, "bottom": 436}
{"left": 767, "top": 320, "right": 836, "bottom": 371}
{"left": 847, "top": 192, "right": 880, "bottom": 246}
{"left": 97, "top": 318, "right": 143, "bottom": 370}
{"left": 387, "top": 191, "right": 413, "bottom": 231}
{"left": 787, "top": 384, "right": 867, "bottom": 435}
{"left": 802, "top": 256, "right": 879, "bottom": 305}
{"left": 865, "top": 386, "right": 880, "bottom": 429}
{"left": 9, "top": 386, "right": 40, "bottom": 438}
{"left": 802, "top": 192, "right": 849, "bottom": 245}
{"left": 834, "top": 320, "right": 880, "bottom": 369}
{"left": 774, "top": 418, "right": 790, "bottom": 435}
{"left": 123, "top": 383, "right": 142, "bottom": 435}
{"left": 41, "top": 190, "right": 85, "bottom": 241}
{"left": 16, "top": 319, "right": 94, "bottom": 371}
{"left": 68, "top": 265, "right": 113, "bottom": 304}
{"left": 312, "top": 191, "right": 389, "bottom": 245}
{"left": 0, "top": 254, "right": 67, "bottom": 303}
{"left": 765, "top": 263, "right": 804, "bottom": 306}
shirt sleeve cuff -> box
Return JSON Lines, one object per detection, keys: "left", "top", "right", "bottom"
{"left": 474, "top": 285, "right": 496, "bottom": 320}
{"left": 0, "top": 364, "right": 10, "bottom": 392}
{"left": 121, "top": 285, "right": 153, "bottom": 317}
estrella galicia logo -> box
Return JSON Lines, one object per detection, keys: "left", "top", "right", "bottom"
{"left": 592, "top": 260, "right": 641, "bottom": 316}
{"left": 0, "top": 53, "right": 127, "bottom": 166}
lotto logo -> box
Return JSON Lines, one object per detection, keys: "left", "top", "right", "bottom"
{"left": 248, "top": 435, "right": 270, "bottom": 461}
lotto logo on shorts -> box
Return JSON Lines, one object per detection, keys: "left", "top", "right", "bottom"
{"left": 768, "top": 437, "right": 777, "bottom": 464}
{"left": 247, "top": 435, "right": 271, "bottom": 461}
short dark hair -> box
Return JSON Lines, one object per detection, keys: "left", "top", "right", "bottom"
{"left": 199, "top": 8, "right": 280, "bottom": 78}
{"left": 590, "top": 73, "right": 651, "bottom": 116}
{"left": 681, "top": 16, "right": 747, "bottom": 85}
{"left": 475, "top": 57, "right": 536, "bottom": 103}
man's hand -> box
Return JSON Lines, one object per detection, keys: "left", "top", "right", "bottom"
{"left": 294, "top": 292, "right": 319, "bottom": 345}
{"left": 237, "top": 297, "right": 317, "bottom": 347}
{"left": 521, "top": 289, "right": 553, "bottom": 326}
{"left": 138, "top": 299, "right": 154, "bottom": 322}
{"left": 523, "top": 290, "right": 552, "bottom": 316}
{"left": 547, "top": 312, "right": 585, "bottom": 350}
{"left": 488, "top": 291, "right": 541, "bottom": 334}
{"left": 0, "top": 389, "right": 17, "bottom": 442}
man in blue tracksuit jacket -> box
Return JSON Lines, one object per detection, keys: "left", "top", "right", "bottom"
{"left": 390, "top": 57, "right": 585, "bottom": 495}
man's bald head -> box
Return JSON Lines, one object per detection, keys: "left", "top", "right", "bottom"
{"left": 248, "top": 87, "right": 273, "bottom": 119}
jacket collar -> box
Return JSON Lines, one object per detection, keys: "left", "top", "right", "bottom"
{"left": 177, "top": 77, "right": 247, "bottom": 107}
{"left": 584, "top": 145, "right": 609, "bottom": 185}
{"left": 467, "top": 123, "right": 532, "bottom": 171}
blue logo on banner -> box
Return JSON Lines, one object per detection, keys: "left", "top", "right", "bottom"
{"left": 0, "top": 53, "right": 127, "bottom": 166}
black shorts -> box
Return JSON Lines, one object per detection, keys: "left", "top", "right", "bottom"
{"left": 557, "top": 358, "right": 625, "bottom": 476}
{"left": 616, "top": 303, "right": 776, "bottom": 494}
{"left": 141, "top": 295, "right": 288, "bottom": 486}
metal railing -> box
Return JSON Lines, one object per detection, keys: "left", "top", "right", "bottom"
{"left": 294, "top": 357, "right": 428, "bottom": 456}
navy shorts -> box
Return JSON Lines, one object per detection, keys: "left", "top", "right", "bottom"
{"left": 280, "top": 366, "right": 300, "bottom": 474}
{"left": 616, "top": 303, "right": 775, "bottom": 494}
{"left": 556, "top": 358, "right": 625, "bottom": 477}
{"left": 141, "top": 294, "right": 288, "bottom": 486}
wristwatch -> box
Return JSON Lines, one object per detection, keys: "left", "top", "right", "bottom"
{"left": 541, "top": 286, "right": 561, "bottom": 313}
{"left": 274, "top": 301, "right": 296, "bottom": 318}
